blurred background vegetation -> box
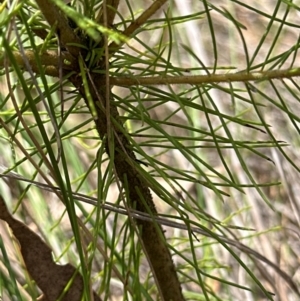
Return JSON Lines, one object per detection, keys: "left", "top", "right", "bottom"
{"left": 0, "top": 0, "right": 300, "bottom": 300}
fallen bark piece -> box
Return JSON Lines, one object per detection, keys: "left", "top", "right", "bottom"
{"left": 0, "top": 196, "right": 101, "bottom": 301}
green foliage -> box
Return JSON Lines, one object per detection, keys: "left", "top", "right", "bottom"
{"left": 1, "top": 0, "right": 300, "bottom": 300}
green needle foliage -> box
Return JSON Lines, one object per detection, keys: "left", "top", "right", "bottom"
{"left": 0, "top": 0, "right": 300, "bottom": 300}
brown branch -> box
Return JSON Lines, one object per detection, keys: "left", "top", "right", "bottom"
{"left": 3, "top": 50, "right": 299, "bottom": 86}
{"left": 35, "top": 0, "right": 83, "bottom": 57}
{"left": 69, "top": 73, "right": 185, "bottom": 301}
{"left": 31, "top": 27, "right": 49, "bottom": 41}
{"left": 0, "top": 50, "right": 76, "bottom": 76}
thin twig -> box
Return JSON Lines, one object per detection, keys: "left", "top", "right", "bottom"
{"left": 102, "top": 67, "right": 300, "bottom": 86}
{"left": 108, "top": 0, "right": 168, "bottom": 55}
{"left": 96, "top": 0, "right": 120, "bottom": 27}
